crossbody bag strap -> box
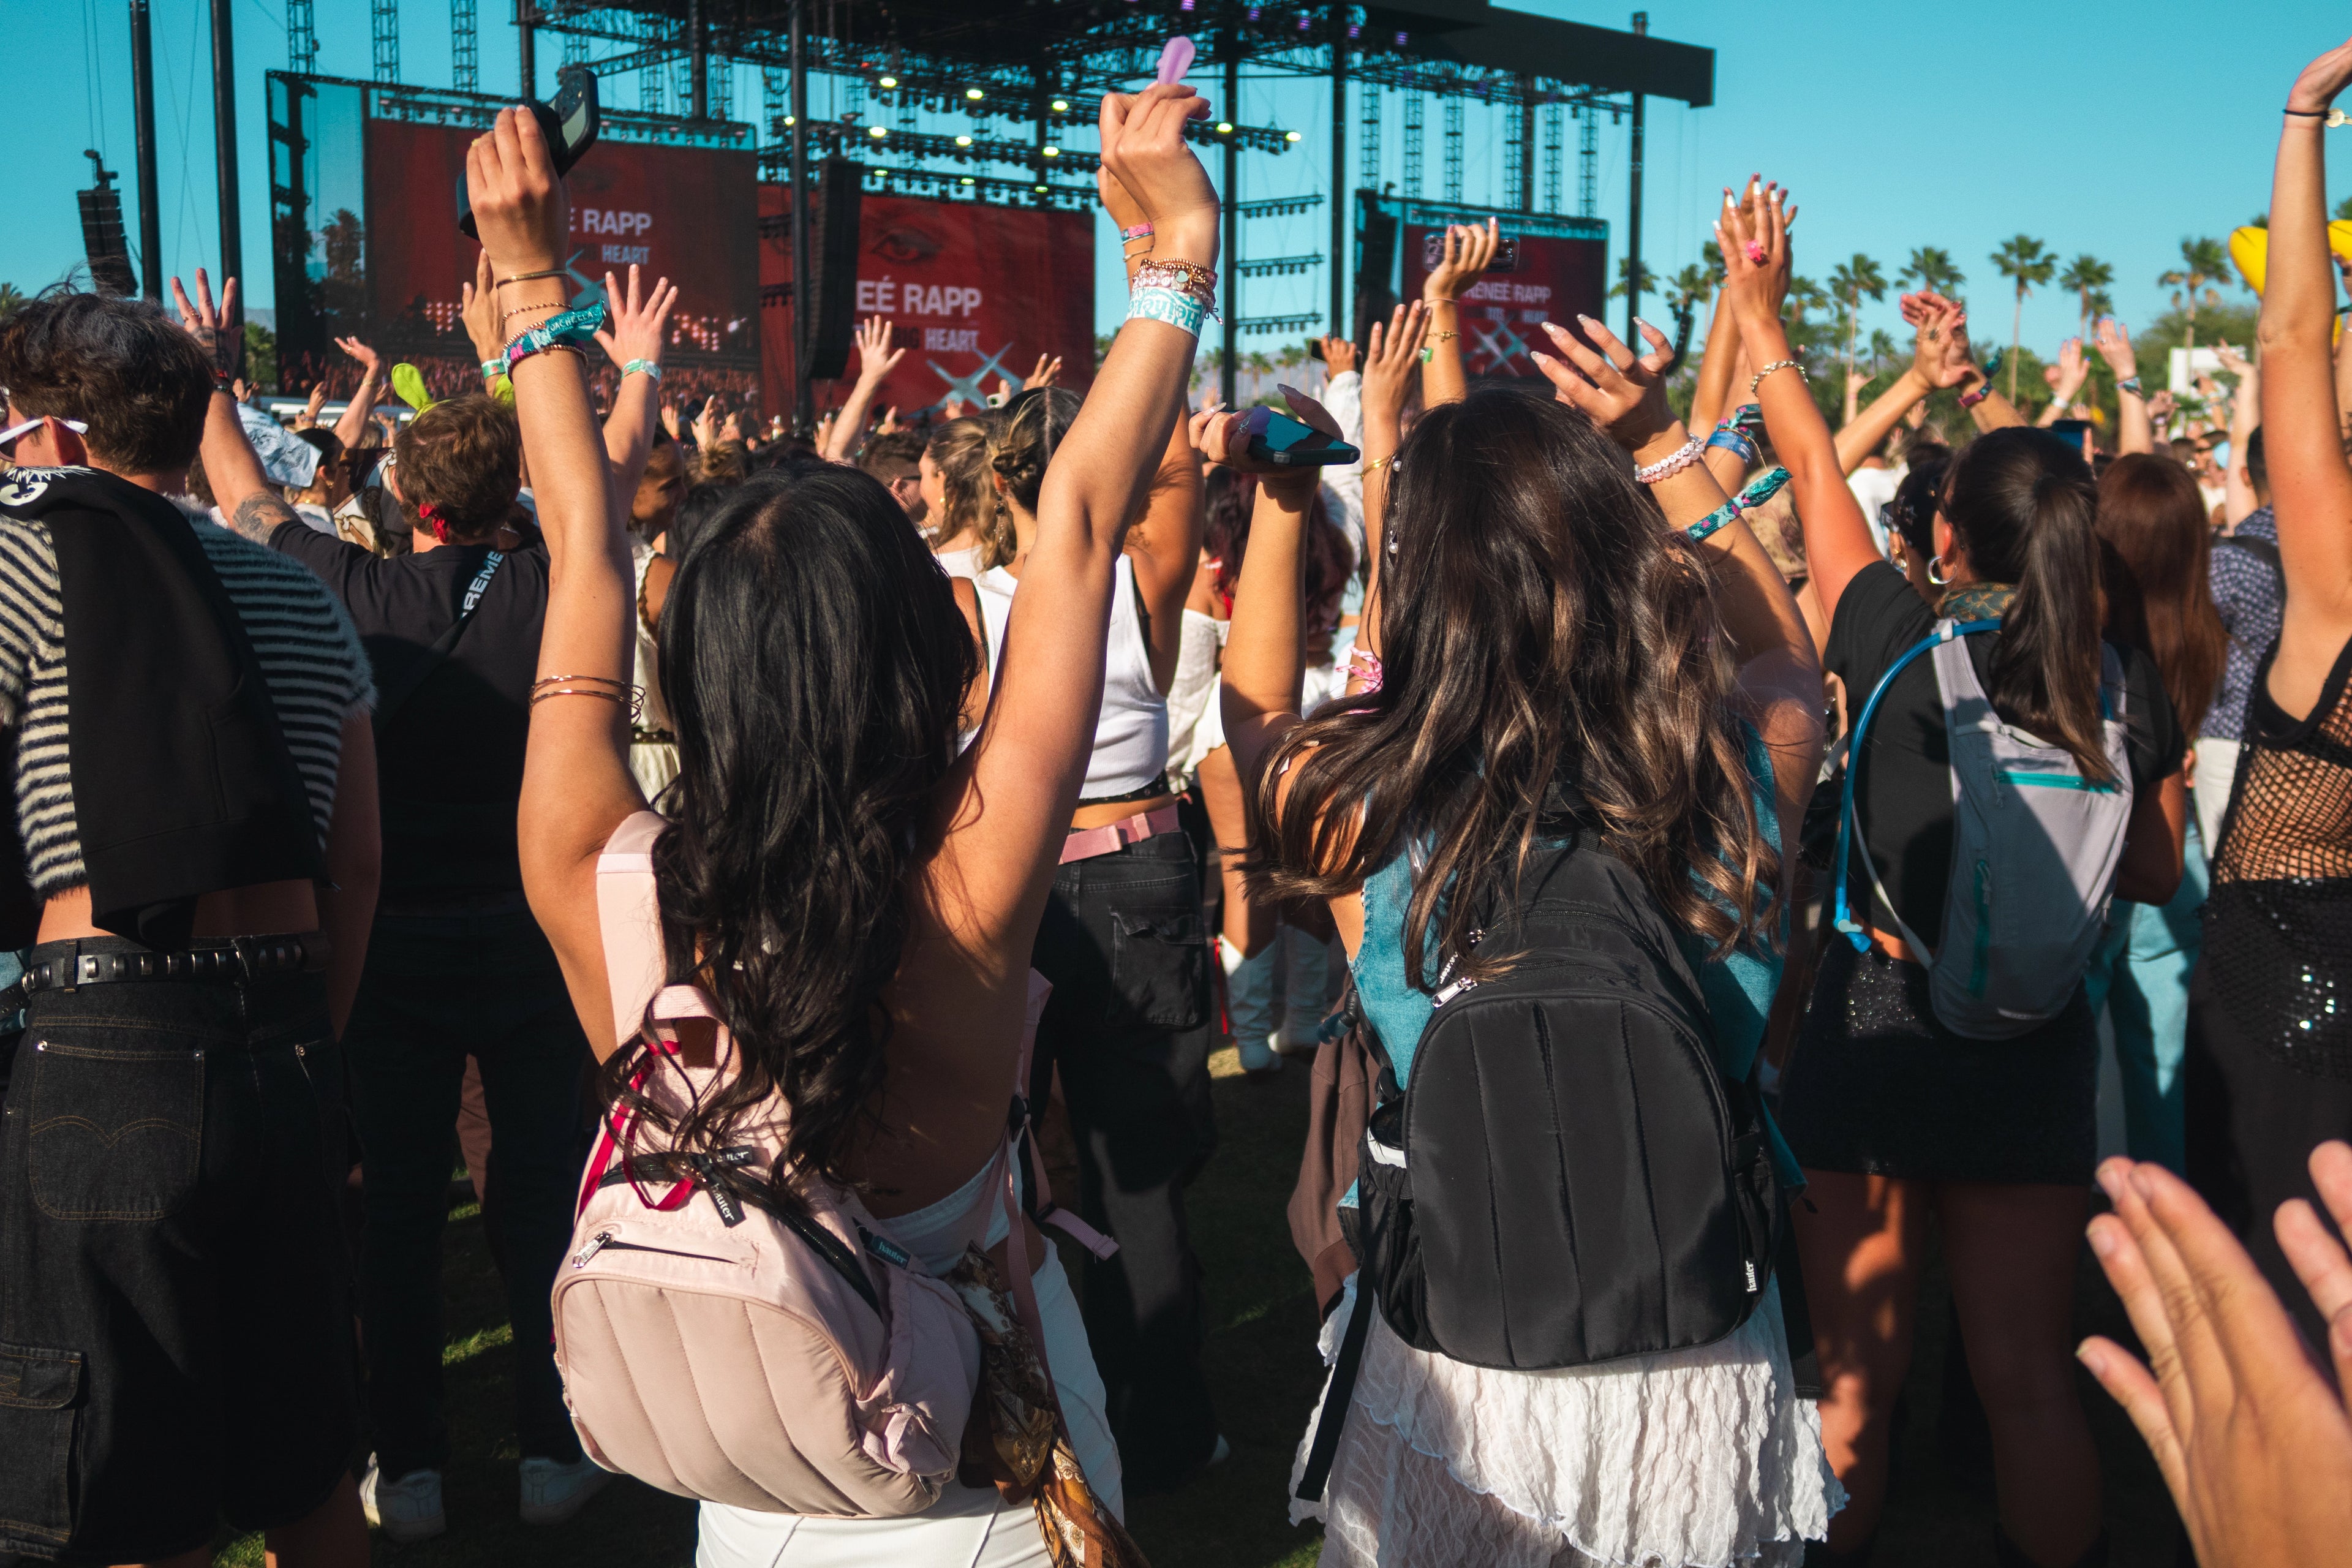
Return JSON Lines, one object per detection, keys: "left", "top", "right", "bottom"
{"left": 372, "top": 549, "right": 505, "bottom": 729}
{"left": 1293, "top": 1273, "right": 1376, "bottom": 1502}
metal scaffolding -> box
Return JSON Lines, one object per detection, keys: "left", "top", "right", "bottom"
{"left": 372, "top": 0, "right": 399, "bottom": 83}
{"left": 1358, "top": 78, "right": 1380, "bottom": 195}
{"left": 288, "top": 0, "right": 316, "bottom": 74}
{"left": 452, "top": 0, "right": 478, "bottom": 91}
{"left": 1542, "top": 97, "right": 1561, "bottom": 214}
{"left": 1402, "top": 85, "right": 1422, "bottom": 197}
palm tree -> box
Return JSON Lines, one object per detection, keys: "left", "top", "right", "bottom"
{"left": 1827, "top": 254, "right": 1888, "bottom": 380}
{"left": 1899, "top": 246, "right": 1965, "bottom": 298}
{"left": 1991, "top": 235, "right": 2056, "bottom": 400}
{"left": 1243, "top": 348, "right": 1273, "bottom": 403}
{"left": 1666, "top": 262, "right": 1717, "bottom": 314}
{"left": 1866, "top": 328, "right": 1899, "bottom": 379}
{"left": 2159, "top": 236, "right": 2231, "bottom": 351}
{"left": 0, "top": 283, "right": 24, "bottom": 321}
{"left": 1607, "top": 256, "right": 1657, "bottom": 302}
{"left": 2059, "top": 254, "right": 2114, "bottom": 337}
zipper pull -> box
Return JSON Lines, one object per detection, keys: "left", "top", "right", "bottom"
{"left": 572, "top": 1230, "right": 614, "bottom": 1269}
{"left": 1744, "top": 1259, "right": 1759, "bottom": 1294}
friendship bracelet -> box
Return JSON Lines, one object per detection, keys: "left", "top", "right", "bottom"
{"left": 1119, "top": 222, "right": 1155, "bottom": 243}
{"left": 1346, "top": 644, "right": 1385, "bottom": 695}
{"left": 1705, "top": 427, "right": 1758, "bottom": 465}
{"left": 496, "top": 268, "right": 569, "bottom": 290}
{"left": 1128, "top": 285, "right": 1206, "bottom": 338}
{"left": 2285, "top": 107, "right": 2351, "bottom": 126}
{"left": 2116, "top": 375, "right": 2143, "bottom": 398}
{"left": 1749, "top": 360, "right": 1807, "bottom": 398}
{"left": 622, "top": 359, "right": 662, "bottom": 383}
{"left": 480, "top": 358, "right": 506, "bottom": 380}
{"left": 1722, "top": 403, "right": 1766, "bottom": 441}
{"left": 1684, "top": 466, "right": 1791, "bottom": 545}
{"left": 1634, "top": 435, "right": 1706, "bottom": 485}
{"left": 494, "top": 301, "right": 609, "bottom": 375}
{"left": 1958, "top": 380, "right": 1993, "bottom": 409}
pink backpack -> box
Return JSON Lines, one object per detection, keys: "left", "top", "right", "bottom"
{"left": 549, "top": 812, "right": 1106, "bottom": 1516}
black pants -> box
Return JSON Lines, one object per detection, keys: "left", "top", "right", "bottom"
{"left": 341, "top": 909, "right": 589, "bottom": 1476}
{"left": 1030, "top": 828, "right": 1220, "bottom": 1482}
{"left": 0, "top": 956, "right": 360, "bottom": 1562}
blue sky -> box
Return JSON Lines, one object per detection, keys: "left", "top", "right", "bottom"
{"left": 11, "top": 0, "right": 2348, "bottom": 365}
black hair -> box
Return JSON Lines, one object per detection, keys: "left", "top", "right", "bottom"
{"left": 0, "top": 289, "right": 213, "bottom": 474}
{"left": 1889, "top": 442, "right": 1952, "bottom": 560}
{"left": 1941, "top": 426, "right": 2114, "bottom": 782}
{"left": 2245, "top": 426, "right": 2266, "bottom": 496}
{"left": 615, "top": 464, "right": 979, "bottom": 1203}
{"left": 663, "top": 481, "right": 734, "bottom": 564}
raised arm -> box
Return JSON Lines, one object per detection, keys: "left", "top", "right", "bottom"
{"left": 1835, "top": 295, "right": 1969, "bottom": 474}
{"left": 1352, "top": 301, "right": 1427, "bottom": 668}
{"left": 330, "top": 337, "right": 386, "bottom": 450}
{"left": 2261, "top": 35, "right": 2352, "bottom": 715}
{"left": 466, "top": 107, "right": 646, "bottom": 1060}
{"left": 2215, "top": 342, "right": 2263, "bottom": 527}
{"left": 1420, "top": 219, "right": 1496, "bottom": 408}
{"left": 2035, "top": 336, "right": 2088, "bottom": 428}
{"left": 823, "top": 315, "right": 904, "bottom": 462}
{"left": 592, "top": 264, "right": 679, "bottom": 494}
{"left": 173, "top": 270, "right": 302, "bottom": 545}
{"left": 1126, "top": 396, "right": 1207, "bottom": 694}
{"left": 1686, "top": 284, "right": 1743, "bottom": 438}
{"left": 2094, "top": 315, "right": 2154, "bottom": 456}
{"left": 1718, "top": 181, "right": 1881, "bottom": 621}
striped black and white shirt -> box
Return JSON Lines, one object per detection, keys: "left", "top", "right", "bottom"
{"left": 0, "top": 505, "right": 375, "bottom": 895}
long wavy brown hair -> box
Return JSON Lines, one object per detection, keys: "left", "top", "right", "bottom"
{"left": 1245, "top": 385, "right": 1779, "bottom": 989}
{"left": 925, "top": 413, "right": 1012, "bottom": 568}
{"left": 2097, "top": 453, "right": 2226, "bottom": 736}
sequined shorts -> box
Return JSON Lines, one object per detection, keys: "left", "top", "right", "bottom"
{"left": 1776, "top": 940, "right": 2098, "bottom": 1186}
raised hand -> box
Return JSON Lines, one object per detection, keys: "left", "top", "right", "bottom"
{"left": 815, "top": 408, "right": 838, "bottom": 449}
{"left": 296, "top": 382, "right": 327, "bottom": 430}
{"left": 1023, "top": 353, "right": 1063, "bottom": 390}
{"left": 853, "top": 315, "right": 905, "bottom": 386}
{"left": 463, "top": 104, "right": 569, "bottom": 279}
{"left": 1424, "top": 218, "right": 1500, "bottom": 303}
{"left": 1531, "top": 314, "right": 1678, "bottom": 453}
{"left": 2147, "top": 388, "right": 2178, "bottom": 426}
{"left": 2093, "top": 315, "right": 2139, "bottom": 382}
{"left": 168, "top": 267, "right": 241, "bottom": 379}
{"left": 720, "top": 410, "right": 744, "bottom": 443}
{"left": 2214, "top": 341, "right": 2256, "bottom": 380}
{"left": 1186, "top": 386, "right": 1339, "bottom": 494}
{"left": 334, "top": 336, "right": 383, "bottom": 377}
{"left": 876, "top": 406, "right": 902, "bottom": 436}
{"left": 660, "top": 402, "right": 681, "bottom": 441}
{"left": 1098, "top": 81, "right": 1219, "bottom": 262}
{"left": 591, "top": 264, "right": 679, "bottom": 371}
{"left": 2078, "top": 1149, "right": 2352, "bottom": 1568}
{"left": 692, "top": 395, "right": 720, "bottom": 450}
{"left": 1095, "top": 162, "right": 1149, "bottom": 239}
{"left": 2054, "top": 336, "right": 2087, "bottom": 398}
{"left": 2287, "top": 32, "right": 2352, "bottom": 115}
{"left": 1715, "top": 181, "right": 1792, "bottom": 330}
{"left": 459, "top": 249, "right": 502, "bottom": 361}
{"left": 1359, "top": 301, "right": 1427, "bottom": 426}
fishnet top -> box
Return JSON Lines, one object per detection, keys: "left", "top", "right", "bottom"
{"left": 2206, "top": 635, "right": 2352, "bottom": 1080}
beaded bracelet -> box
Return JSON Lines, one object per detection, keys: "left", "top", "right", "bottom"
{"left": 1749, "top": 360, "right": 1807, "bottom": 398}
{"left": 1129, "top": 285, "right": 1205, "bottom": 338}
{"left": 1133, "top": 258, "right": 1219, "bottom": 320}
{"left": 491, "top": 302, "right": 609, "bottom": 375}
{"left": 1634, "top": 435, "right": 1706, "bottom": 485}
{"left": 1684, "top": 466, "right": 1790, "bottom": 545}
{"left": 622, "top": 358, "right": 662, "bottom": 383}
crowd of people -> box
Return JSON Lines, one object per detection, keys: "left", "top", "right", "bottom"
{"left": 2, "top": 31, "right": 2352, "bottom": 1568}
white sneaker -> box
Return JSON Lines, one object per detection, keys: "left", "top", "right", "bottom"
{"left": 519, "top": 1454, "right": 617, "bottom": 1526}
{"left": 360, "top": 1457, "right": 446, "bottom": 1543}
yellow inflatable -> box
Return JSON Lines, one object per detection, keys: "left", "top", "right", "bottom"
{"left": 2230, "top": 221, "right": 2352, "bottom": 294}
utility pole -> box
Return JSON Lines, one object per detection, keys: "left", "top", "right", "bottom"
{"left": 688, "top": 0, "right": 707, "bottom": 121}
{"left": 1329, "top": 4, "right": 1346, "bottom": 342}
{"left": 1517, "top": 75, "right": 1536, "bottom": 213}
{"left": 789, "top": 0, "right": 812, "bottom": 432}
{"left": 210, "top": 0, "right": 242, "bottom": 330}
{"left": 1626, "top": 11, "right": 1646, "bottom": 344}
{"left": 518, "top": 0, "right": 535, "bottom": 98}
{"left": 130, "top": 0, "right": 162, "bottom": 298}
{"left": 1221, "top": 44, "right": 1238, "bottom": 409}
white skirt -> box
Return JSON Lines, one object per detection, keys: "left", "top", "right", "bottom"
{"left": 695, "top": 1246, "right": 1121, "bottom": 1568}
{"left": 1292, "top": 1278, "right": 1842, "bottom": 1568}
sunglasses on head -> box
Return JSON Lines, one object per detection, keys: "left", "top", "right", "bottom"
{"left": 0, "top": 415, "right": 89, "bottom": 459}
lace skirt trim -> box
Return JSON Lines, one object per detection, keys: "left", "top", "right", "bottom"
{"left": 1291, "top": 1280, "right": 1843, "bottom": 1568}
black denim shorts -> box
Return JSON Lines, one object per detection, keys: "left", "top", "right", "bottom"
{"left": 0, "top": 946, "right": 361, "bottom": 1562}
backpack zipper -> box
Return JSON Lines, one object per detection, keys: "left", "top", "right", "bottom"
{"left": 1430, "top": 929, "right": 1484, "bottom": 1007}
{"left": 570, "top": 1229, "right": 742, "bottom": 1270}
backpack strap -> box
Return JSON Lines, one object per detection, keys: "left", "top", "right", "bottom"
{"left": 1832, "top": 618, "right": 2000, "bottom": 959}
{"left": 1292, "top": 1272, "right": 1376, "bottom": 1503}
{"left": 1007, "top": 969, "right": 1118, "bottom": 1262}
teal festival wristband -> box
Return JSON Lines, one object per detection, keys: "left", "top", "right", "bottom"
{"left": 1128, "top": 285, "right": 1205, "bottom": 338}
{"left": 622, "top": 358, "right": 662, "bottom": 383}
{"left": 502, "top": 302, "right": 609, "bottom": 371}
{"left": 481, "top": 358, "right": 507, "bottom": 379}
{"left": 1685, "top": 465, "right": 1791, "bottom": 544}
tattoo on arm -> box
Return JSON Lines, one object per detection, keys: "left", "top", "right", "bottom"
{"left": 228, "top": 492, "right": 300, "bottom": 546}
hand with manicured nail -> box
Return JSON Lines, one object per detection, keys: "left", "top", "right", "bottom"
{"left": 1530, "top": 313, "right": 1679, "bottom": 454}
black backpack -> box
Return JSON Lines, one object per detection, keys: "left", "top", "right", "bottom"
{"left": 1298, "top": 835, "right": 1783, "bottom": 1501}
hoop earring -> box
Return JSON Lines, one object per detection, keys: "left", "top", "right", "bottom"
{"left": 1927, "top": 554, "right": 1951, "bottom": 587}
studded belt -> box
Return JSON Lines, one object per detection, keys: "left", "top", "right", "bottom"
{"left": 11, "top": 933, "right": 333, "bottom": 1007}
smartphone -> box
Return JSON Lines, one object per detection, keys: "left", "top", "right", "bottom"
{"left": 2049, "top": 418, "right": 2092, "bottom": 460}
{"left": 459, "top": 66, "right": 601, "bottom": 237}
{"left": 1421, "top": 230, "right": 1520, "bottom": 273}
{"left": 1242, "top": 406, "right": 1360, "bottom": 467}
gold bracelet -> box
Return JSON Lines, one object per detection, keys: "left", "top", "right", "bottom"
{"left": 1365, "top": 453, "right": 1397, "bottom": 473}
{"left": 501, "top": 300, "right": 565, "bottom": 324}
{"left": 1749, "top": 359, "right": 1808, "bottom": 398}
{"left": 1426, "top": 330, "right": 1460, "bottom": 343}
{"left": 496, "top": 268, "right": 568, "bottom": 290}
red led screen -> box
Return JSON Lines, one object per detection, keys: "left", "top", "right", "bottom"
{"left": 760, "top": 187, "right": 1096, "bottom": 422}
{"left": 1399, "top": 228, "right": 1607, "bottom": 378}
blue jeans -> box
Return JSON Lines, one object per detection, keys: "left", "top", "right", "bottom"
{"left": 2084, "top": 826, "right": 2209, "bottom": 1174}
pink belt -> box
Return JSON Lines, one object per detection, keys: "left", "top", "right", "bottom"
{"left": 1060, "top": 802, "right": 1181, "bottom": 865}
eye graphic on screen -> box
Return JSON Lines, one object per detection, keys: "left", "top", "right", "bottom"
{"left": 871, "top": 227, "right": 943, "bottom": 265}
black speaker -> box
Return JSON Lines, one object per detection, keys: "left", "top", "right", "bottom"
{"left": 78, "top": 151, "right": 134, "bottom": 299}
{"left": 1354, "top": 204, "right": 1398, "bottom": 349}
{"left": 805, "top": 158, "right": 865, "bottom": 381}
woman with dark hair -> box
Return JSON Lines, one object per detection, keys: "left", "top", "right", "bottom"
{"left": 2186, "top": 31, "right": 2352, "bottom": 1359}
{"left": 968, "top": 340, "right": 1224, "bottom": 1482}
{"left": 1219, "top": 194, "right": 1838, "bottom": 1564}
{"left": 1757, "top": 175, "right": 2188, "bottom": 1568}
{"left": 469, "top": 82, "right": 1219, "bottom": 1562}
{"left": 2087, "top": 454, "right": 2226, "bottom": 1173}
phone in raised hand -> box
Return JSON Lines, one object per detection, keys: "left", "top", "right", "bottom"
{"left": 1242, "top": 405, "right": 1360, "bottom": 467}
{"left": 459, "top": 66, "right": 601, "bottom": 237}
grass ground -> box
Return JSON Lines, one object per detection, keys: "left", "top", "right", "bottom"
{"left": 215, "top": 1042, "right": 2177, "bottom": 1568}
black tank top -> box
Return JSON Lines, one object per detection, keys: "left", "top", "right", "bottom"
{"left": 2206, "top": 633, "right": 2352, "bottom": 1080}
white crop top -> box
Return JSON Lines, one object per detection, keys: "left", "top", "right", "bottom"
{"left": 974, "top": 555, "right": 1169, "bottom": 797}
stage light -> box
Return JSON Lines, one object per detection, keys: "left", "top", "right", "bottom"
{"left": 1041, "top": 145, "right": 1059, "bottom": 157}
{"left": 962, "top": 176, "right": 975, "bottom": 185}
{"left": 1394, "top": 30, "right": 1408, "bottom": 43}
{"left": 1284, "top": 130, "right": 1302, "bottom": 142}
{"left": 869, "top": 124, "right": 889, "bottom": 137}
{"left": 878, "top": 74, "right": 898, "bottom": 88}
{"left": 965, "top": 88, "right": 985, "bottom": 101}
{"left": 956, "top": 134, "right": 973, "bottom": 146}
{"left": 1216, "top": 121, "right": 1234, "bottom": 134}
{"left": 1052, "top": 99, "right": 1069, "bottom": 112}
{"left": 781, "top": 115, "right": 796, "bottom": 126}
{"left": 1035, "top": 184, "right": 1048, "bottom": 193}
